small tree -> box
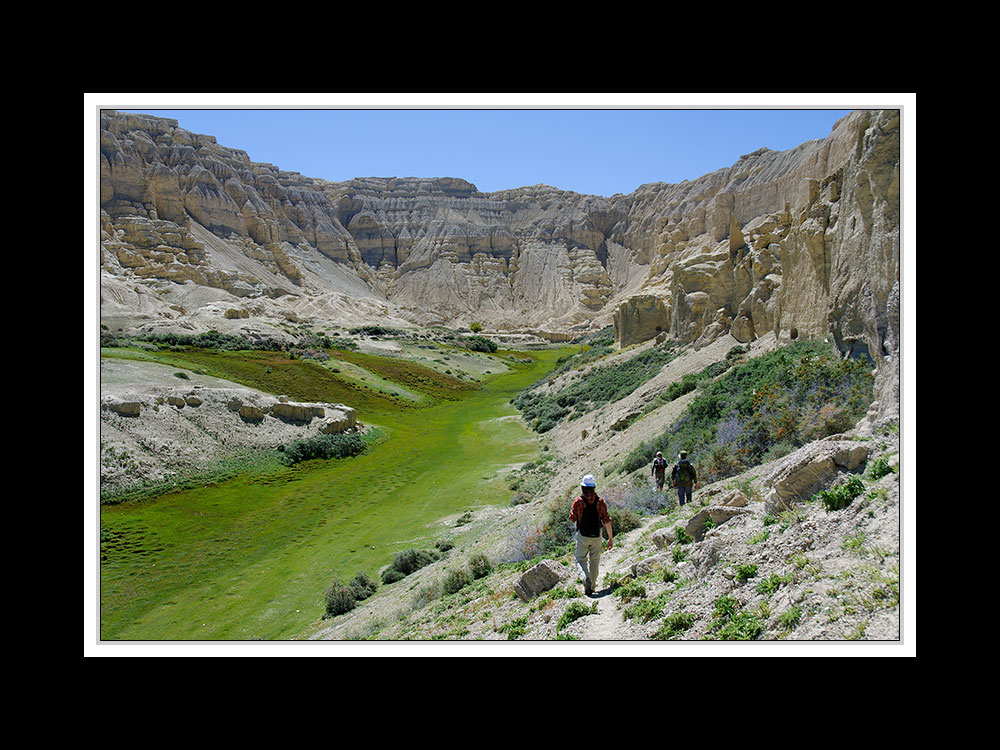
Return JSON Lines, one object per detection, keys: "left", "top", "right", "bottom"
{"left": 470, "top": 322, "right": 483, "bottom": 333}
{"left": 443, "top": 567, "right": 472, "bottom": 595}
{"left": 468, "top": 553, "right": 493, "bottom": 579}
{"left": 323, "top": 579, "right": 356, "bottom": 617}
{"left": 349, "top": 571, "right": 378, "bottom": 601}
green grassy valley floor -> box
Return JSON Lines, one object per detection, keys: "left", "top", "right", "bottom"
{"left": 99, "top": 345, "right": 570, "bottom": 641}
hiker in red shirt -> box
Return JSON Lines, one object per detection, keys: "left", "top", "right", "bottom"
{"left": 651, "top": 451, "right": 668, "bottom": 491}
{"left": 569, "top": 474, "right": 613, "bottom": 597}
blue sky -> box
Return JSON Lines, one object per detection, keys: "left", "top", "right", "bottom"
{"left": 115, "top": 100, "right": 859, "bottom": 197}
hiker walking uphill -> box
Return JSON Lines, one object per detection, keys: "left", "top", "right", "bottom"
{"left": 651, "top": 451, "right": 669, "bottom": 491}
{"left": 569, "top": 474, "right": 613, "bottom": 597}
{"left": 671, "top": 451, "right": 699, "bottom": 506}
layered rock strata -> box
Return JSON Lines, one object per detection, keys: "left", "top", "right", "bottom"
{"left": 98, "top": 109, "right": 901, "bottom": 418}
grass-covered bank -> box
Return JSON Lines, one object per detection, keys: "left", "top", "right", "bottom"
{"left": 614, "top": 340, "right": 875, "bottom": 483}
{"left": 99, "top": 344, "right": 572, "bottom": 641}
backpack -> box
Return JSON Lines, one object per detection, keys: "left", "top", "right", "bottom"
{"left": 675, "top": 460, "right": 693, "bottom": 483}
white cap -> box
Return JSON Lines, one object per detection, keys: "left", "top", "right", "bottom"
{"left": 581, "top": 474, "right": 597, "bottom": 487}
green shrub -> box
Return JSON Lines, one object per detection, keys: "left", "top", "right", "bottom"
{"left": 703, "top": 443, "right": 743, "bottom": 483}
{"left": 349, "top": 325, "right": 401, "bottom": 337}
{"left": 608, "top": 506, "right": 643, "bottom": 536}
{"left": 323, "top": 579, "right": 356, "bottom": 617}
{"left": 134, "top": 329, "right": 288, "bottom": 352}
{"left": 557, "top": 601, "right": 598, "bottom": 632}
{"left": 380, "top": 548, "right": 441, "bottom": 583}
{"left": 442, "top": 567, "right": 472, "bottom": 595}
{"left": 280, "top": 432, "right": 366, "bottom": 466}
{"left": 612, "top": 579, "right": 647, "bottom": 604}
{"left": 499, "top": 616, "right": 528, "bottom": 640}
{"left": 735, "top": 563, "right": 758, "bottom": 583}
{"left": 503, "top": 499, "right": 575, "bottom": 563}
{"left": 653, "top": 612, "right": 696, "bottom": 640}
{"left": 349, "top": 571, "right": 378, "bottom": 602}
{"left": 726, "top": 345, "right": 747, "bottom": 360}
{"left": 777, "top": 605, "right": 803, "bottom": 631}
{"left": 624, "top": 592, "right": 672, "bottom": 623}
{"left": 815, "top": 475, "right": 866, "bottom": 511}
{"left": 514, "top": 345, "right": 678, "bottom": 432}
{"left": 756, "top": 572, "right": 791, "bottom": 597}
{"left": 866, "top": 456, "right": 895, "bottom": 481}
{"left": 609, "top": 341, "right": 875, "bottom": 483}
{"left": 464, "top": 335, "right": 498, "bottom": 353}
{"left": 380, "top": 568, "right": 405, "bottom": 585}
{"left": 468, "top": 553, "right": 493, "bottom": 580}
{"left": 706, "top": 594, "right": 765, "bottom": 640}
{"left": 662, "top": 372, "right": 700, "bottom": 402}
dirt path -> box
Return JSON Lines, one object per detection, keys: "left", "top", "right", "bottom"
{"left": 561, "top": 535, "right": 650, "bottom": 641}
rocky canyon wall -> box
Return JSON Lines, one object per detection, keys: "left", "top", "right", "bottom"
{"left": 98, "top": 109, "right": 901, "bottom": 417}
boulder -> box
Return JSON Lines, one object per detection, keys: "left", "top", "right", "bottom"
{"left": 631, "top": 552, "right": 674, "bottom": 578}
{"left": 719, "top": 489, "right": 749, "bottom": 507}
{"left": 651, "top": 528, "right": 674, "bottom": 550}
{"left": 513, "top": 559, "right": 570, "bottom": 602}
{"left": 763, "top": 440, "right": 873, "bottom": 513}
{"left": 684, "top": 506, "right": 751, "bottom": 541}
{"left": 103, "top": 398, "right": 141, "bottom": 417}
{"left": 238, "top": 404, "right": 266, "bottom": 422}
{"left": 320, "top": 406, "right": 357, "bottom": 434}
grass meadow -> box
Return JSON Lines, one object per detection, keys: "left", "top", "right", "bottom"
{"left": 99, "top": 344, "right": 572, "bottom": 640}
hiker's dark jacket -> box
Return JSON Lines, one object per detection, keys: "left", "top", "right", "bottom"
{"left": 652, "top": 457, "right": 668, "bottom": 476}
{"left": 671, "top": 460, "right": 697, "bottom": 486}
{"left": 570, "top": 496, "right": 611, "bottom": 538}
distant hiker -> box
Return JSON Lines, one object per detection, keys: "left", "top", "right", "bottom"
{"left": 671, "top": 451, "right": 699, "bottom": 506}
{"left": 651, "top": 451, "right": 669, "bottom": 491}
{"left": 569, "top": 474, "right": 614, "bottom": 597}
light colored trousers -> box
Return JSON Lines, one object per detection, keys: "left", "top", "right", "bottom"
{"left": 574, "top": 532, "right": 603, "bottom": 589}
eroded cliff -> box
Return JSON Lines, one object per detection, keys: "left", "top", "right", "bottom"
{"left": 98, "top": 109, "right": 901, "bottom": 418}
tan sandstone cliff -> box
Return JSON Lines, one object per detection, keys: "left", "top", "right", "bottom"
{"left": 98, "top": 109, "right": 901, "bottom": 419}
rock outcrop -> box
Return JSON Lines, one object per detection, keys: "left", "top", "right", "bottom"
{"left": 613, "top": 295, "right": 670, "bottom": 348}
{"left": 99, "top": 109, "right": 901, "bottom": 419}
{"left": 99, "top": 361, "right": 360, "bottom": 494}
{"left": 761, "top": 438, "right": 873, "bottom": 514}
